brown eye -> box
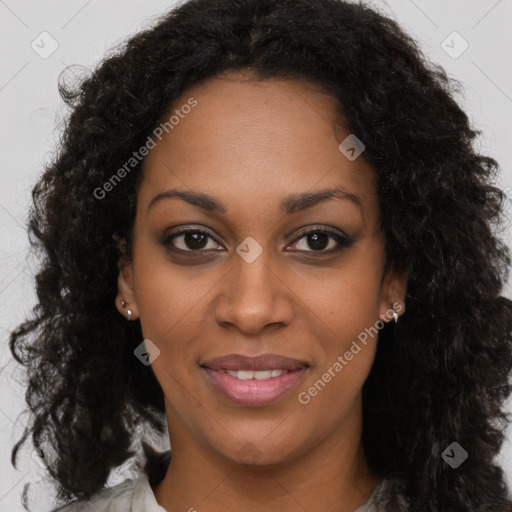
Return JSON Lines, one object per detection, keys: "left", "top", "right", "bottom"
{"left": 163, "top": 229, "right": 223, "bottom": 252}
{"left": 288, "top": 228, "right": 354, "bottom": 253}
{"left": 162, "top": 226, "right": 354, "bottom": 256}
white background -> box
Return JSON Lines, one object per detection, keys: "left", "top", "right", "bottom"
{"left": 1, "top": 0, "right": 511, "bottom": 510}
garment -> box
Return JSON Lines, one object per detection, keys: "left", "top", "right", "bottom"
{"left": 355, "top": 476, "right": 410, "bottom": 511}
{"left": 49, "top": 471, "right": 409, "bottom": 511}
{"left": 49, "top": 472, "right": 167, "bottom": 512}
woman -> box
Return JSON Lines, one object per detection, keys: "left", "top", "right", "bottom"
{"left": 9, "top": 0, "right": 512, "bottom": 510}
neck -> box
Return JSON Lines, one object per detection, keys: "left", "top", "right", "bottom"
{"left": 152, "top": 400, "right": 380, "bottom": 512}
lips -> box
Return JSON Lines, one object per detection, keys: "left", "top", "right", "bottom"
{"left": 200, "top": 353, "right": 309, "bottom": 372}
{"left": 200, "top": 353, "right": 310, "bottom": 407}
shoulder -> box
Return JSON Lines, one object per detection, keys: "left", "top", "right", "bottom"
{"left": 48, "top": 472, "right": 159, "bottom": 512}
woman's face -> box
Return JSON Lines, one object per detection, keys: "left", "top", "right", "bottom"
{"left": 117, "top": 71, "right": 406, "bottom": 466}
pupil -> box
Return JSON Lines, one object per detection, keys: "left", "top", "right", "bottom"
{"left": 308, "top": 233, "right": 328, "bottom": 250}
{"left": 186, "top": 232, "right": 207, "bottom": 250}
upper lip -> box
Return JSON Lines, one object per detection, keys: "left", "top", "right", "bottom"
{"left": 201, "top": 353, "right": 309, "bottom": 371}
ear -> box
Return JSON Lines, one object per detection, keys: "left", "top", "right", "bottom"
{"left": 378, "top": 262, "right": 408, "bottom": 323}
{"left": 115, "top": 244, "right": 139, "bottom": 321}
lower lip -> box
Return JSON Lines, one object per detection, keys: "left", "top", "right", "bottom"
{"left": 201, "top": 367, "right": 308, "bottom": 407}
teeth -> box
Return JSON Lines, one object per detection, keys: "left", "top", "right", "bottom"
{"left": 225, "top": 369, "right": 288, "bottom": 380}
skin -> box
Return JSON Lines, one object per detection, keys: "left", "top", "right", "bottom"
{"left": 116, "top": 70, "right": 408, "bottom": 512}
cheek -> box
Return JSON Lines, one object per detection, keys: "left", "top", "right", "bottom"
{"left": 296, "top": 250, "right": 384, "bottom": 337}
{"left": 293, "top": 245, "right": 384, "bottom": 394}
{"left": 131, "top": 242, "right": 213, "bottom": 359}
{"left": 296, "top": 302, "right": 379, "bottom": 419}
{"left": 137, "top": 278, "right": 210, "bottom": 358}
{"left": 133, "top": 262, "right": 210, "bottom": 407}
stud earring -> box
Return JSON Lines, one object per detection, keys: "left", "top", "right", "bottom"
{"left": 127, "top": 309, "right": 132, "bottom": 320}
{"left": 391, "top": 303, "right": 399, "bottom": 324}
{"left": 121, "top": 300, "right": 126, "bottom": 308}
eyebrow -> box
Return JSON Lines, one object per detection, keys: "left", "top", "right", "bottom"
{"left": 147, "top": 186, "right": 362, "bottom": 215}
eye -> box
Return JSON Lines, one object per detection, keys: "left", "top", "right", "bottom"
{"left": 163, "top": 228, "right": 223, "bottom": 252}
{"left": 287, "top": 227, "right": 354, "bottom": 253}
{"left": 162, "top": 226, "right": 354, "bottom": 255}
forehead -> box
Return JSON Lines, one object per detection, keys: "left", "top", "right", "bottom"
{"left": 139, "top": 72, "right": 379, "bottom": 224}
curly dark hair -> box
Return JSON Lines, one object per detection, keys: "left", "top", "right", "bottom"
{"left": 8, "top": 0, "right": 512, "bottom": 510}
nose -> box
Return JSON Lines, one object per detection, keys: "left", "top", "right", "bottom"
{"left": 213, "top": 247, "right": 294, "bottom": 335}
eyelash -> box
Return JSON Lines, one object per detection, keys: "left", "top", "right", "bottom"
{"left": 162, "top": 226, "right": 354, "bottom": 256}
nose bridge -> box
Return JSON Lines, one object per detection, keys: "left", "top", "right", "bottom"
{"left": 232, "top": 238, "right": 277, "bottom": 307}
{"left": 214, "top": 237, "right": 293, "bottom": 332}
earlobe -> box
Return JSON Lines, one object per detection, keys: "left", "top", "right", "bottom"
{"left": 115, "top": 260, "right": 139, "bottom": 321}
{"left": 379, "top": 264, "right": 409, "bottom": 323}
